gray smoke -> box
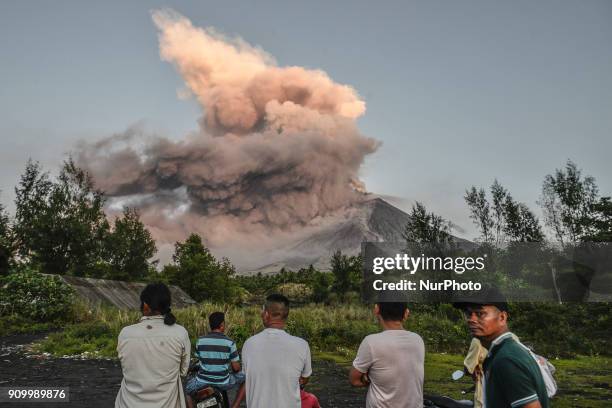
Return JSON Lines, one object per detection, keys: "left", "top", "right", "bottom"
{"left": 76, "top": 9, "right": 379, "bottom": 255}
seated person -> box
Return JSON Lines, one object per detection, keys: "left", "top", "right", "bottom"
{"left": 185, "top": 312, "right": 245, "bottom": 408}
{"left": 115, "top": 283, "right": 190, "bottom": 408}
{"left": 300, "top": 385, "right": 321, "bottom": 408}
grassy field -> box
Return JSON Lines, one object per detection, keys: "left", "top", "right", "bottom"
{"left": 14, "top": 302, "right": 609, "bottom": 406}
{"left": 316, "top": 352, "right": 612, "bottom": 408}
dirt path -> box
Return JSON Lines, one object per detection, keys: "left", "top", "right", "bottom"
{"left": 0, "top": 333, "right": 365, "bottom": 407}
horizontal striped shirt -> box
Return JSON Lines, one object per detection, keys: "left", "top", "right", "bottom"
{"left": 195, "top": 332, "right": 239, "bottom": 385}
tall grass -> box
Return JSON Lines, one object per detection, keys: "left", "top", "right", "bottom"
{"left": 35, "top": 302, "right": 468, "bottom": 359}
{"left": 33, "top": 301, "right": 610, "bottom": 359}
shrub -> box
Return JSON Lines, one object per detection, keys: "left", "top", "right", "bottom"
{"left": 34, "top": 322, "right": 116, "bottom": 358}
{"left": 276, "top": 283, "right": 313, "bottom": 303}
{"left": 0, "top": 267, "right": 75, "bottom": 321}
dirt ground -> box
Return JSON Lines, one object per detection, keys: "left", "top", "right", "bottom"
{"left": 0, "top": 333, "right": 366, "bottom": 408}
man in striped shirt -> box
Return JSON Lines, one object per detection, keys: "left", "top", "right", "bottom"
{"left": 185, "top": 312, "right": 245, "bottom": 408}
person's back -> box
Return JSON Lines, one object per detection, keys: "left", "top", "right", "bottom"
{"left": 350, "top": 302, "right": 424, "bottom": 408}
{"left": 242, "top": 294, "right": 312, "bottom": 408}
{"left": 194, "top": 331, "right": 238, "bottom": 386}
{"left": 243, "top": 328, "right": 311, "bottom": 407}
{"left": 115, "top": 284, "right": 190, "bottom": 408}
{"left": 186, "top": 312, "right": 245, "bottom": 408}
{"left": 354, "top": 330, "right": 424, "bottom": 408}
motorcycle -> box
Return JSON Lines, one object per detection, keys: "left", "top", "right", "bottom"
{"left": 186, "top": 361, "right": 230, "bottom": 408}
{"left": 423, "top": 369, "right": 474, "bottom": 408}
{"left": 424, "top": 395, "right": 473, "bottom": 408}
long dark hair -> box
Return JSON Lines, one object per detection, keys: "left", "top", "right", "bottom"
{"left": 140, "top": 283, "right": 176, "bottom": 325}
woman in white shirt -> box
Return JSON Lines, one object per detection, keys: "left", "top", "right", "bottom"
{"left": 115, "top": 283, "right": 191, "bottom": 408}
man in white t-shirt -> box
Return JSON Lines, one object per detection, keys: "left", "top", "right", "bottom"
{"left": 349, "top": 302, "right": 425, "bottom": 408}
{"left": 242, "top": 293, "right": 312, "bottom": 408}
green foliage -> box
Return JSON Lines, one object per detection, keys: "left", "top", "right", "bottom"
{"left": 0, "top": 200, "right": 12, "bottom": 276}
{"left": 510, "top": 302, "right": 612, "bottom": 357}
{"left": 103, "top": 208, "right": 157, "bottom": 281}
{"left": 235, "top": 265, "right": 334, "bottom": 303}
{"left": 466, "top": 180, "right": 543, "bottom": 244}
{"left": 583, "top": 197, "right": 612, "bottom": 242}
{"left": 503, "top": 200, "right": 544, "bottom": 242}
{"left": 161, "top": 234, "right": 239, "bottom": 303}
{"left": 26, "top": 302, "right": 611, "bottom": 407}
{"left": 0, "top": 267, "right": 75, "bottom": 321}
{"left": 402, "top": 201, "right": 454, "bottom": 248}
{"left": 420, "top": 353, "right": 611, "bottom": 408}
{"left": 14, "top": 159, "right": 110, "bottom": 276}
{"left": 34, "top": 322, "right": 117, "bottom": 358}
{"left": 276, "top": 282, "right": 313, "bottom": 303}
{"left": 0, "top": 314, "right": 57, "bottom": 335}
{"left": 330, "top": 250, "right": 361, "bottom": 295}
{"left": 31, "top": 302, "right": 611, "bottom": 360}
{"left": 12, "top": 160, "right": 158, "bottom": 282}
{"left": 311, "top": 270, "right": 334, "bottom": 302}
{"left": 465, "top": 186, "right": 495, "bottom": 243}
{"left": 540, "top": 160, "right": 599, "bottom": 246}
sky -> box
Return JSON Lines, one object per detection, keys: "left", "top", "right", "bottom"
{"left": 1, "top": 0, "right": 611, "bottom": 239}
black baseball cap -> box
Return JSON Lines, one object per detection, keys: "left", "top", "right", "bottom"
{"left": 452, "top": 286, "right": 509, "bottom": 313}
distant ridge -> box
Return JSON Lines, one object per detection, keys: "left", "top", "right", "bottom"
{"left": 246, "top": 197, "right": 467, "bottom": 274}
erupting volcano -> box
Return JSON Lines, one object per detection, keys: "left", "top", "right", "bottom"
{"left": 76, "top": 9, "right": 412, "bottom": 272}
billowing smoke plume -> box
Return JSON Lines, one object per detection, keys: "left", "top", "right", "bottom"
{"left": 77, "top": 9, "right": 379, "bottom": 257}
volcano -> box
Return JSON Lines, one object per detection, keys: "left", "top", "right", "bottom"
{"left": 244, "top": 197, "right": 467, "bottom": 274}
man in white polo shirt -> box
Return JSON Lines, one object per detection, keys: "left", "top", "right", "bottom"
{"left": 242, "top": 293, "right": 312, "bottom": 408}
{"left": 349, "top": 302, "right": 425, "bottom": 408}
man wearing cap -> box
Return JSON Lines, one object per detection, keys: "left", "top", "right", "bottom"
{"left": 455, "top": 288, "right": 549, "bottom": 408}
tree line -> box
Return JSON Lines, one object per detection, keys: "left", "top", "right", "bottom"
{"left": 0, "top": 160, "right": 234, "bottom": 302}
{"left": 0, "top": 158, "right": 609, "bottom": 304}
{"left": 401, "top": 160, "right": 611, "bottom": 301}
{"left": 402, "top": 160, "right": 610, "bottom": 247}
{"left": 0, "top": 159, "right": 362, "bottom": 304}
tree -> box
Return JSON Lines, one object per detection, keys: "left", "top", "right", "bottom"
{"left": 582, "top": 197, "right": 612, "bottom": 242}
{"left": 503, "top": 198, "right": 544, "bottom": 242}
{"left": 311, "top": 270, "right": 334, "bottom": 302}
{"left": 0, "top": 200, "right": 12, "bottom": 276}
{"left": 465, "top": 187, "right": 494, "bottom": 244}
{"left": 540, "top": 160, "right": 598, "bottom": 247}
{"left": 104, "top": 208, "right": 157, "bottom": 281}
{"left": 161, "top": 234, "right": 238, "bottom": 303}
{"left": 402, "top": 202, "right": 454, "bottom": 249}
{"left": 13, "top": 159, "right": 110, "bottom": 275}
{"left": 330, "top": 250, "right": 361, "bottom": 295}
{"left": 491, "top": 180, "right": 508, "bottom": 245}
{"left": 466, "top": 181, "right": 543, "bottom": 244}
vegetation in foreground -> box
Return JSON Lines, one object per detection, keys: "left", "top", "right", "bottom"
{"left": 19, "top": 301, "right": 609, "bottom": 359}
{"left": 317, "top": 352, "right": 611, "bottom": 408}
{"left": 0, "top": 158, "right": 610, "bottom": 405}
{"left": 1, "top": 284, "right": 609, "bottom": 405}
{"left": 4, "top": 302, "right": 608, "bottom": 406}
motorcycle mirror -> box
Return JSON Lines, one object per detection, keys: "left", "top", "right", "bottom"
{"left": 451, "top": 370, "right": 465, "bottom": 381}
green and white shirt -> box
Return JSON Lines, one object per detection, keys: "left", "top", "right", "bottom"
{"left": 483, "top": 332, "right": 549, "bottom": 408}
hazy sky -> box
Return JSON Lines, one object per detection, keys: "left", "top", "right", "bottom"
{"left": 1, "top": 0, "right": 611, "bottom": 239}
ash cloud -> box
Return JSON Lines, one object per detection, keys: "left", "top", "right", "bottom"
{"left": 76, "top": 9, "right": 379, "bottom": 257}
